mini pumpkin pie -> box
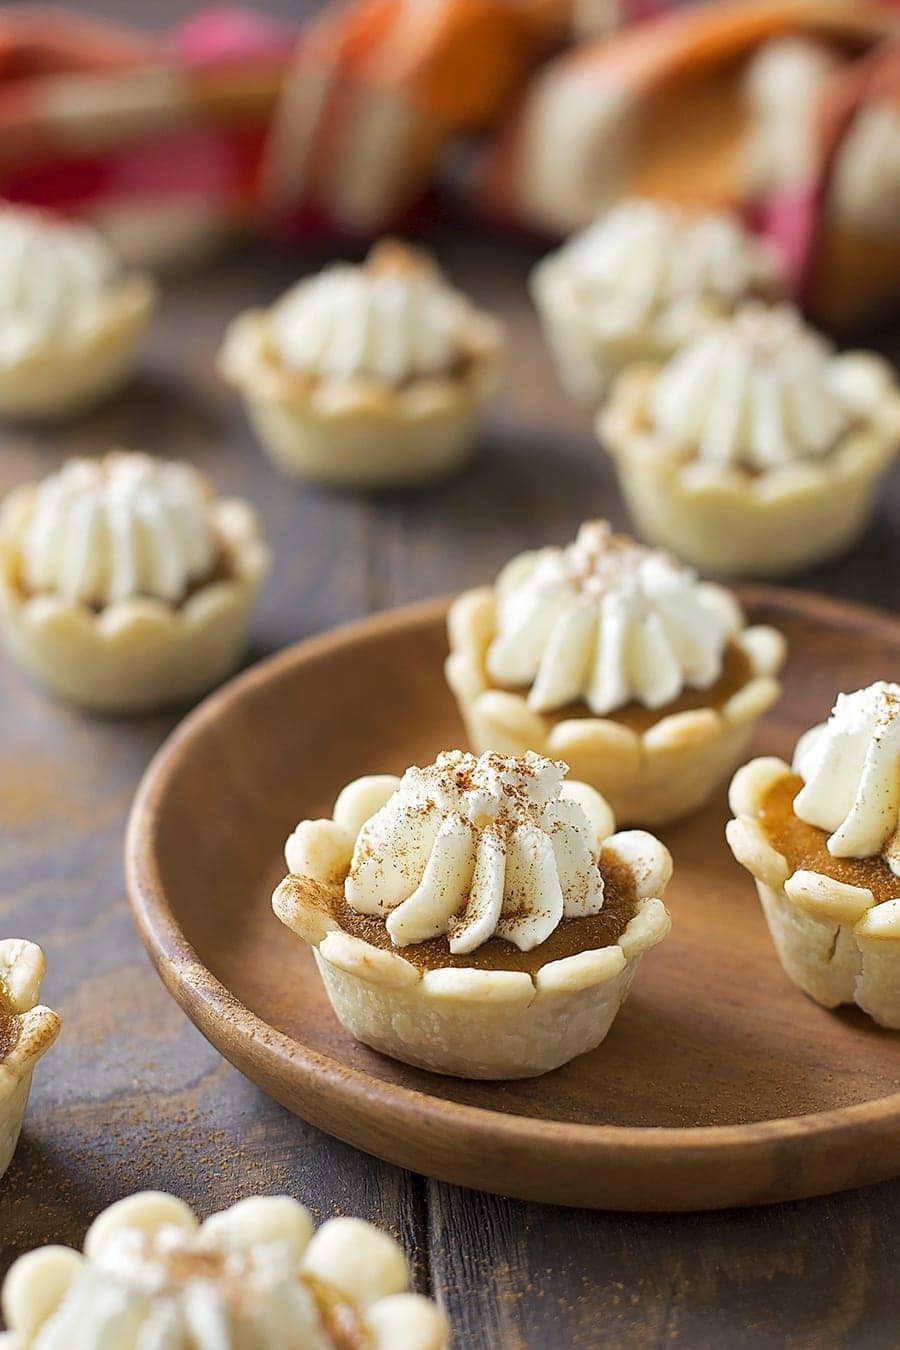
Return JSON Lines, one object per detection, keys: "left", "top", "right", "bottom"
{"left": 598, "top": 301, "right": 900, "bottom": 578}
{"left": 727, "top": 681, "right": 900, "bottom": 1029}
{"left": 531, "top": 198, "right": 785, "bottom": 408}
{"left": 446, "top": 521, "right": 785, "bottom": 827}
{"left": 0, "top": 205, "right": 156, "bottom": 421}
{"left": 218, "top": 239, "right": 505, "bottom": 490}
{"left": 0, "top": 939, "right": 60, "bottom": 1181}
{"left": 273, "top": 749, "right": 672, "bottom": 1079}
{"left": 0, "top": 452, "right": 270, "bottom": 713}
{"left": 0, "top": 1191, "right": 447, "bottom": 1349}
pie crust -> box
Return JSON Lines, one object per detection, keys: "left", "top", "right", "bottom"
{"left": 217, "top": 308, "right": 504, "bottom": 490}
{"left": 445, "top": 586, "right": 785, "bottom": 827}
{"left": 0, "top": 491, "right": 270, "bottom": 714}
{"left": 273, "top": 802, "right": 671, "bottom": 1080}
{"left": 0, "top": 1192, "right": 447, "bottom": 1349}
{"left": 727, "top": 757, "right": 900, "bottom": 1028}
{"left": 0, "top": 940, "right": 61, "bottom": 1181}
{"left": 0, "top": 274, "right": 156, "bottom": 422}
{"left": 598, "top": 360, "right": 900, "bottom": 578}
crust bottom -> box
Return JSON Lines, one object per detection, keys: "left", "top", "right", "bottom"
{"left": 314, "top": 948, "right": 640, "bottom": 1079}
{"left": 0, "top": 1073, "right": 32, "bottom": 1181}
{"left": 756, "top": 881, "right": 900, "bottom": 1030}
{"left": 241, "top": 393, "right": 482, "bottom": 489}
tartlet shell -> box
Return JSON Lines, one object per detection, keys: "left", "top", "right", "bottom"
{"left": 0, "top": 493, "right": 270, "bottom": 714}
{"left": 0, "top": 940, "right": 61, "bottom": 1180}
{"left": 727, "top": 757, "right": 900, "bottom": 1028}
{"left": 598, "top": 360, "right": 900, "bottom": 579}
{"left": 445, "top": 585, "right": 785, "bottom": 827}
{"left": 217, "top": 310, "right": 504, "bottom": 489}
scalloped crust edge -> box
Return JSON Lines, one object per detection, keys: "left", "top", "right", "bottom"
{"left": 0, "top": 940, "right": 61, "bottom": 1180}
{"left": 598, "top": 359, "right": 900, "bottom": 578}
{"left": 726, "top": 758, "right": 900, "bottom": 1029}
{"left": 0, "top": 494, "right": 270, "bottom": 713}
{"left": 273, "top": 825, "right": 672, "bottom": 1080}
{"left": 0, "top": 1194, "right": 448, "bottom": 1350}
{"left": 445, "top": 585, "right": 785, "bottom": 827}
{"left": 216, "top": 310, "right": 505, "bottom": 488}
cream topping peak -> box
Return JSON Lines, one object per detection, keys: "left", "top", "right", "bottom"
{"left": 20, "top": 452, "right": 218, "bottom": 608}
{"left": 649, "top": 302, "right": 855, "bottom": 470}
{"left": 344, "top": 750, "right": 611, "bottom": 954}
{"left": 551, "top": 200, "right": 782, "bottom": 330}
{"left": 794, "top": 682, "right": 900, "bottom": 876}
{"left": 269, "top": 239, "right": 475, "bottom": 385}
{"left": 0, "top": 206, "right": 119, "bottom": 362}
{"left": 486, "top": 522, "right": 742, "bottom": 716}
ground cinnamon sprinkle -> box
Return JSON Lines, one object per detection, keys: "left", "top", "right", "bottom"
{"left": 759, "top": 773, "right": 899, "bottom": 903}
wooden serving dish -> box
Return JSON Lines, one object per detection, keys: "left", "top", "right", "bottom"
{"left": 126, "top": 588, "right": 900, "bottom": 1212}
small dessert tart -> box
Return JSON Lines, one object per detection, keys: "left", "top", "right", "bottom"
{"left": 0, "top": 1191, "right": 447, "bottom": 1349}
{"left": 531, "top": 199, "right": 785, "bottom": 407}
{"left": 218, "top": 239, "right": 505, "bottom": 489}
{"left": 0, "top": 452, "right": 270, "bottom": 714}
{"left": 727, "top": 682, "right": 900, "bottom": 1028}
{"left": 446, "top": 521, "right": 785, "bottom": 827}
{"left": 0, "top": 206, "right": 156, "bottom": 421}
{"left": 0, "top": 940, "right": 60, "bottom": 1181}
{"left": 273, "top": 749, "right": 672, "bottom": 1079}
{"left": 599, "top": 302, "right": 900, "bottom": 577}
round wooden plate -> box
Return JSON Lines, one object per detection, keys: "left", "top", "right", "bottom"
{"left": 126, "top": 588, "right": 900, "bottom": 1212}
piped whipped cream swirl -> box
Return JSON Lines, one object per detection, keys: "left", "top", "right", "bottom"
{"left": 548, "top": 200, "right": 783, "bottom": 336}
{"left": 345, "top": 750, "right": 610, "bottom": 954}
{"left": 270, "top": 240, "right": 475, "bottom": 384}
{"left": 830, "top": 101, "right": 900, "bottom": 236}
{"left": 18, "top": 1194, "right": 409, "bottom": 1350}
{"left": 20, "top": 452, "right": 218, "bottom": 608}
{"left": 0, "top": 206, "right": 119, "bottom": 363}
{"left": 650, "top": 302, "right": 859, "bottom": 470}
{"left": 486, "top": 522, "right": 741, "bottom": 716}
{"left": 794, "top": 682, "right": 900, "bottom": 876}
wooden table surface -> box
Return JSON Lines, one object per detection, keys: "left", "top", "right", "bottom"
{"left": 2, "top": 6, "right": 900, "bottom": 1346}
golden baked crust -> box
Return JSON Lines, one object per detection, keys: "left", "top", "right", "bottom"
{"left": 0, "top": 490, "right": 270, "bottom": 713}
{"left": 217, "top": 295, "right": 503, "bottom": 489}
{"left": 599, "top": 361, "right": 900, "bottom": 578}
{"left": 445, "top": 585, "right": 785, "bottom": 827}
{"left": 273, "top": 800, "right": 671, "bottom": 1080}
{"left": 0, "top": 940, "right": 60, "bottom": 1180}
{"left": 727, "top": 758, "right": 900, "bottom": 1027}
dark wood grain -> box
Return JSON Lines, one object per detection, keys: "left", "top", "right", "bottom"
{"left": 2, "top": 0, "right": 900, "bottom": 1336}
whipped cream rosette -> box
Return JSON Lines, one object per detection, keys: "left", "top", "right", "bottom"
{"left": 599, "top": 302, "right": 900, "bottom": 577}
{"left": 274, "top": 750, "right": 672, "bottom": 1079}
{"left": 0, "top": 1192, "right": 447, "bottom": 1349}
{"left": 0, "top": 452, "right": 269, "bottom": 712}
{"left": 446, "top": 522, "right": 785, "bottom": 826}
{"left": 531, "top": 199, "right": 784, "bottom": 406}
{"left": 0, "top": 940, "right": 60, "bottom": 1181}
{"left": 728, "top": 682, "right": 900, "bottom": 1028}
{"left": 0, "top": 206, "right": 156, "bottom": 420}
{"left": 218, "top": 239, "right": 504, "bottom": 489}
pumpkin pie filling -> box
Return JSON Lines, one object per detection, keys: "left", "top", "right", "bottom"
{"left": 759, "top": 773, "right": 899, "bottom": 904}
{"left": 323, "top": 847, "right": 637, "bottom": 976}
{"left": 492, "top": 639, "right": 753, "bottom": 735}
